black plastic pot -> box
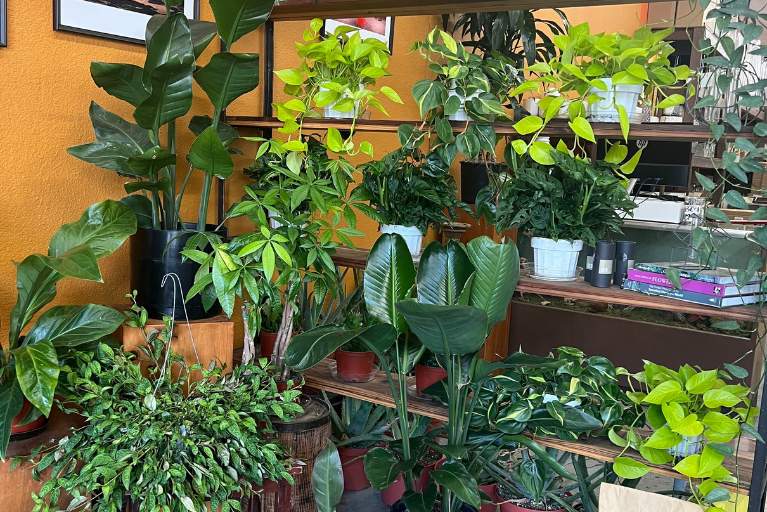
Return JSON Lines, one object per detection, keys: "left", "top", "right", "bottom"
{"left": 130, "top": 225, "right": 223, "bottom": 320}
{"left": 460, "top": 161, "right": 506, "bottom": 204}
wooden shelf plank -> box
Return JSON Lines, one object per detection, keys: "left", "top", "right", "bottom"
{"left": 228, "top": 117, "right": 756, "bottom": 143}
{"left": 331, "top": 248, "right": 759, "bottom": 321}
{"left": 303, "top": 360, "right": 752, "bottom": 492}
{"left": 271, "top": 0, "right": 673, "bottom": 20}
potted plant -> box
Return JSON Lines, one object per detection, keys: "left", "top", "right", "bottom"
{"left": 0, "top": 200, "right": 135, "bottom": 457}
{"left": 324, "top": 396, "right": 392, "bottom": 491}
{"left": 496, "top": 451, "right": 567, "bottom": 512}
{"left": 29, "top": 318, "right": 303, "bottom": 512}
{"left": 276, "top": 18, "right": 400, "bottom": 120}
{"left": 507, "top": 23, "right": 692, "bottom": 165}
{"left": 335, "top": 339, "right": 378, "bottom": 383}
{"left": 479, "top": 151, "right": 635, "bottom": 280}
{"left": 354, "top": 126, "right": 462, "bottom": 256}
{"left": 610, "top": 361, "right": 758, "bottom": 510}
{"left": 68, "top": 2, "right": 277, "bottom": 319}
{"left": 415, "top": 351, "right": 447, "bottom": 395}
{"left": 258, "top": 287, "right": 284, "bottom": 359}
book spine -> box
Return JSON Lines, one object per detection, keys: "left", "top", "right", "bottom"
{"left": 622, "top": 279, "right": 724, "bottom": 307}
{"left": 633, "top": 263, "right": 721, "bottom": 284}
{"left": 627, "top": 269, "right": 725, "bottom": 297}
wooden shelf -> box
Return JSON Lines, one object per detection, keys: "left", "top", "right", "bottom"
{"left": 304, "top": 359, "right": 752, "bottom": 493}
{"left": 331, "top": 248, "right": 759, "bottom": 321}
{"left": 270, "top": 0, "right": 673, "bottom": 20}
{"left": 228, "top": 117, "right": 756, "bottom": 143}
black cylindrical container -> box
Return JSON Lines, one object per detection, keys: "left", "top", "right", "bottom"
{"left": 460, "top": 161, "right": 506, "bottom": 204}
{"left": 130, "top": 224, "right": 224, "bottom": 320}
{"left": 613, "top": 240, "right": 637, "bottom": 285}
{"left": 590, "top": 240, "right": 615, "bottom": 288}
{"left": 583, "top": 246, "right": 595, "bottom": 282}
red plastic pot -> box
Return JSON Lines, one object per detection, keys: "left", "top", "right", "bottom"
{"left": 381, "top": 475, "right": 406, "bottom": 506}
{"left": 336, "top": 350, "right": 376, "bottom": 382}
{"left": 479, "top": 484, "right": 501, "bottom": 512}
{"left": 259, "top": 331, "right": 278, "bottom": 359}
{"left": 501, "top": 502, "right": 564, "bottom": 512}
{"left": 338, "top": 446, "right": 371, "bottom": 491}
{"left": 415, "top": 364, "right": 447, "bottom": 394}
{"left": 11, "top": 399, "right": 47, "bottom": 436}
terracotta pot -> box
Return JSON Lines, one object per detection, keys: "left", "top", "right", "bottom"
{"left": 11, "top": 399, "right": 47, "bottom": 437}
{"left": 259, "top": 330, "right": 278, "bottom": 358}
{"left": 381, "top": 475, "right": 406, "bottom": 506}
{"left": 417, "top": 456, "right": 444, "bottom": 491}
{"left": 335, "top": 350, "right": 376, "bottom": 382}
{"left": 500, "top": 502, "right": 564, "bottom": 512}
{"left": 479, "top": 483, "right": 500, "bottom": 512}
{"left": 415, "top": 364, "right": 447, "bottom": 394}
{"left": 338, "top": 446, "right": 371, "bottom": 491}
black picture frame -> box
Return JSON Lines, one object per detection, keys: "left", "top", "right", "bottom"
{"left": 1, "top": 0, "right": 7, "bottom": 47}
{"left": 53, "top": 0, "right": 200, "bottom": 45}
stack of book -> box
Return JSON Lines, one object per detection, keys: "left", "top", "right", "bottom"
{"left": 622, "top": 262, "right": 765, "bottom": 308}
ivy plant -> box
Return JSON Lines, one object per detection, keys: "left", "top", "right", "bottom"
{"left": 29, "top": 319, "right": 302, "bottom": 512}
{"left": 0, "top": 200, "right": 135, "bottom": 458}
{"left": 610, "top": 361, "right": 758, "bottom": 511}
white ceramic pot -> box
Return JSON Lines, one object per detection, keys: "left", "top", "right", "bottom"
{"left": 588, "top": 77, "right": 643, "bottom": 123}
{"left": 447, "top": 89, "right": 480, "bottom": 122}
{"left": 381, "top": 224, "right": 424, "bottom": 256}
{"left": 668, "top": 435, "right": 704, "bottom": 458}
{"left": 267, "top": 210, "right": 283, "bottom": 230}
{"left": 323, "top": 86, "right": 362, "bottom": 119}
{"left": 530, "top": 237, "right": 583, "bottom": 280}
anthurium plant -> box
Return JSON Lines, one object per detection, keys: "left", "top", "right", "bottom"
{"left": 69, "top": 0, "right": 276, "bottom": 231}
{"left": 610, "top": 361, "right": 759, "bottom": 511}
{"left": 508, "top": 23, "right": 692, "bottom": 166}
{"left": 0, "top": 200, "right": 136, "bottom": 457}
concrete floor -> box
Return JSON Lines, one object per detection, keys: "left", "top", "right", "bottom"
{"left": 338, "top": 487, "right": 389, "bottom": 512}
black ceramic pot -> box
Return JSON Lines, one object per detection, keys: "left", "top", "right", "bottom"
{"left": 129, "top": 224, "right": 224, "bottom": 320}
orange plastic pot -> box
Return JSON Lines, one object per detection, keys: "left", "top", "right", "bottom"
{"left": 336, "top": 350, "right": 376, "bottom": 382}
{"left": 415, "top": 364, "right": 447, "bottom": 394}
{"left": 338, "top": 446, "right": 371, "bottom": 491}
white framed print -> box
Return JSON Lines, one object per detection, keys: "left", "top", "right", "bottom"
{"left": 324, "top": 17, "right": 394, "bottom": 52}
{"left": 54, "top": 0, "right": 199, "bottom": 45}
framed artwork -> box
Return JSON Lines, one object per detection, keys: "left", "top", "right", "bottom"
{"left": 325, "top": 17, "right": 395, "bottom": 52}
{"left": 1, "top": 0, "right": 6, "bottom": 47}
{"left": 54, "top": 0, "right": 199, "bottom": 44}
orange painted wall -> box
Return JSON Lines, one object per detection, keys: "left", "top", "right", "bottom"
{"left": 0, "top": 2, "right": 646, "bottom": 339}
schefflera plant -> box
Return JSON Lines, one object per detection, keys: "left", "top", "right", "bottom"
{"left": 69, "top": 0, "right": 277, "bottom": 232}
{"left": 610, "top": 361, "right": 759, "bottom": 511}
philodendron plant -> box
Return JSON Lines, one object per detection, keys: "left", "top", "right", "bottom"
{"left": 69, "top": 0, "right": 276, "bottom": 231}
{"left": 286, "top": 234, "right": 520, "bottom": 512}
{"left": 610, "top": 361, "right": 759, "bottom": 511}
{"left": 0, "top": 200, "right": 136, "bottom": 457}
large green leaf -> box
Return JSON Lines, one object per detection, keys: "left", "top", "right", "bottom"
{"left": 120, "top": 195, "right": 154, "bottom": 229}
{"left": 42, "top": 246, "right": 102, "bottom": 282}
{"left": 416, "top": 240, "right": 473, "bottom": 306}
{"left": 90, "top": 63, "right": 149, "bottom": 107}
{"left": 188, "top": 126, "right": 234, "bottom": 179}
{"left": 430, "top": 460, "right": 481, "bottom": 509}
{"left": 194, "top": 52, "right": 260, "bottom": 115}
{"left": 143, "top": 13, "right": 194, "bottom": 80}
{"left": 49, "top": 200, "right": 137, "bottom": 258}
{"left": 134, "top": 65, "right": 194, "bottom": 131}
{"left": 0, "top": 378, "right": 24, "bottom": 458}
{"left": 364, "top": 234, "right": 416, "bottom": 333}
{"left": 312, "top": 443, "right": 344, "bottom": 512}
{"left": 285, "top": 324, "right": 396, "bottom": 371}
{"left": 363, "top": 447, "right": 402, "bottom": 490}
{"left": 67, "top": 141, "right": 143, "bottom": 176}
{"left": 13, "top": 341, "right": 60, "bottom": 417}
{"left": 210, "top": 0, "right": 275, "bottom": 47}
{"left": 396, "top": 301, "right": 488, "bottom": 356}
{"left": 146, "top": 16, "right": 216, "bottom": 57}
{"left": 86, "top": 102, "right": 152, "bottom": 153}
{"left": 8, "top": 256, "right": 62, "bottom": 346}
{"left": 466, "top": 237, "right": 519, "bottom": 329}
{"left": 24, "top": 305, "right": 124, "bottom": 349}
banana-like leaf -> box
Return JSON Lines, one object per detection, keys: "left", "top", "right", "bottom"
{"left": 67, "top": 141, "right": 143, "bottom": 176}
{"left": 364, "top": 447, "right": 402, "bottom": 490}
{"left": 24, "top": 305, "right": 124, "bottom": 349}
{"left": 0, "top": 378, "right": 24, "bottom": 458}
{"left": 134, "top": 65, "right": 194, "bottom": 131}
{"left": 142, "top": 13, "right": 194, "bottom": 80}
{"left": 188, "top": 126, "right": 234, "bottom": 179}
{"left": 120, "top": 195, "right": 154, "bottom": 229}
{"left": 416, "top": 240, "right": 473, "bottom": 306}
{"left": 364, "top": 234, "right": 415, "bottom": 333}
{"left": 90, "top": 63, "right": 149, "bottom": 107}
{"left": 396, "top": 301, "right": 487, "bottom": 356}
{"left": 211, "top": 0, "right": 275, "bottom": 47}
{"left": 8, "top": 256, "right": 61, "bottom": 347}
{"left": 194, "top": 52, "right": 260, "bottom": 115}
{"left": 285, "top": 324, "right": 396, "bottom": 372}
{"left": 466, "top": 236, "right": 520, "bottom": 329}
{"left": 13, "top": 341, "right": 60, "bottom": 417}
{"left": 86, "top": 102, "right": 152, "bottom": 153}
{"left": 312, "top": 443, "right": 344, "bottom": 512}
{"left": 49, "top": 200, "right": 137, "bottom": 258}
{"left": 402, "top": 484, "right": 438, "bottom": 512}
{"left": 146, "top": 16, "right": 216, "bottom": 57}
{"left": 502, "top": 435, "right": 577, "bottom": 480}
{"left": 430, "top": 460, "right": 481, "bottom": 509}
